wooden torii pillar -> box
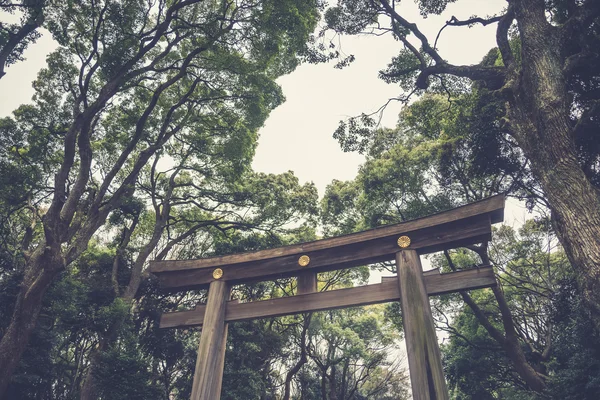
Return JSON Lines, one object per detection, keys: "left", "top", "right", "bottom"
{"left": 150, "top": 195, "right": 505, "bottom": 400}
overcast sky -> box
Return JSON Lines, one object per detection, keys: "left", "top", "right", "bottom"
{"left": 251, "top": 0, "right": 532, "bottom": 228}
{"left": 0, "top": 0, "right": 530, "bottom": 225}
{"left": 252, "top": 0, "right": 505, "bottom": 190}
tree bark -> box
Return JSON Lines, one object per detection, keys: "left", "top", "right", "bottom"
{"left": 379, "top": 0, "right": 600, "bottom": 327}
{"left": 0, "top": 245, "right": 63, "bottom": 396}
{"left": 507, "top": 0, "right": 600, "bottom": 325}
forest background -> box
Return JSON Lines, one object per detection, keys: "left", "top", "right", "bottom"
{"left": 1, "top": 0, "right": 599, "bottom": 399}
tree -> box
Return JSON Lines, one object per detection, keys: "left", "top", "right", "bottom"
{"left": 440, "top": 219, "right": 600, "bottom": 400}
{"left": 547, "top": 278, "right": 600, "bottom": 400}
{"left": 305, "top": 305, "right": 409, "bottom": 400}
{"left": 321, "top": 92, "right": 566, "bottom": 393}
{"left": 439, "top": 220, "right": 569, "bottom": 398}
{"left": 324, "top": 0, "right": 600, "bottom": 326}
{"left": 0, "top": 0, "right": 45, "bottom": 79}
{"left": 0, "top": 0, "right": 322, "bottom": 395}
{"left": 79, "top": 165, "right": 318, "bottom": 399}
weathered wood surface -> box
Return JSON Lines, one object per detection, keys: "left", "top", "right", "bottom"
{"left": 160, "top": 266, "right": 495, "bottom": 329}
{"left": 153, "top": 213, "right": 495, "bottom": 290}
{"left": 397, "top": 250, "right": 449, "bottom": 400}
{"left": 152, "top": 194, "right": 502, "bottom": 274}
{"left": 297, "top": 270, "right": 317, "bottom": 294}
{"left": 423, "top": 268, "right": 440, "bottom": 276}
{"left": 190, "top": 280, "right": 230, "bottom": 400}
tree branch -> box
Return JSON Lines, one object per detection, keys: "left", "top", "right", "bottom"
{"left": 378, "top": 0, "right": 443, "bottom": 63}
{"left": 496, "top": 5, "right": 516, "bottom": 69}
{"left": 415, "top": 63, "right": 505, "bottom": 89}
{"left": 0, "top": 1, "right": 43, "bottom": 79}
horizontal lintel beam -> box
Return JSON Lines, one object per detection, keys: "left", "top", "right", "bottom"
{"left": 153, "top": 213, "right": 495, "bottom": 290}
{"left": 150, "top": 196, "right": 503, "bottom": 289}
{"left": 159, "top": 266, "right": 495, "bottom": 329}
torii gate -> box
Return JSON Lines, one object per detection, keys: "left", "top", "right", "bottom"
{"left": 150, "top": 195, "right": 504, "bottom": 400}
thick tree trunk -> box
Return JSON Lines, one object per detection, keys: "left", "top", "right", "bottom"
{"left": 79, "top": 322, "right": 122, "bottom": 400}
{"left": 79, "top": 343, "right": 104, "bottom": 400}
{"left": 509, "top": 0, "right": 600, "bottom": 325}
{"left": 0, "top": 246, "right": 64, "bottom": 397}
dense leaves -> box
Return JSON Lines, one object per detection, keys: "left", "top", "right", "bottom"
{"left": 324, "top": 0, "right": 600, "bottom": 332}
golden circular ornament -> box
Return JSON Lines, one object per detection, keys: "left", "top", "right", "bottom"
{"left": 212, "top": 268, "right": 224, "bottom": 279}
{"left": 397, "top": 235, "right": 411, "bottom": 248}
{"left": 298, "top": 255, "right": 310, "bottom": 267}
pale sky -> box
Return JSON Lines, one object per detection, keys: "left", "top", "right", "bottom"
{"left": 252, "top": 0, "right": 506, "bottom": 191}
{"left": 0, "top": 0, "right": 529, "bottom": 225}
{"left": 250, "top": 0, "right": 529, "bottom": 226}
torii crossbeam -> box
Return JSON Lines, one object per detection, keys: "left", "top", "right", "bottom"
{"left": 150, "top": 195, "right": 505, "bottom": 400}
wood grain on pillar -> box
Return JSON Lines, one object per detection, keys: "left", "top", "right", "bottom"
{"left": 396, "top": 250, "right": 449, "bottom": 400}
{"left": 191, "top": 280, "right": 230, "bottom": 400}
{"left": 297, "top": 271, "right": 317, "bottom": 294}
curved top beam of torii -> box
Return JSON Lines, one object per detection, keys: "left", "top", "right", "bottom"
{"left": 150, "top": 195, "right": 504, "bottom": 291}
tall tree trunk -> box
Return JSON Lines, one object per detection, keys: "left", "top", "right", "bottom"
{"left": 509, "top": 0, "right": 600, "bottom": 325}
{"left": 329, "top": 365, "right": 337, "bottom": 400}
{"left": 0, "top": 245, "right": 64, "bottom": 396}
{"left": 283, "top": 315, "right": 311, "bottom": 400}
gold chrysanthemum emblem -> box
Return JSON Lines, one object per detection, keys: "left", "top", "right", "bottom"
{"left": 298, "top": 255, "right": 310, "bottom": 267}
{"left": 213, "top": 268, "right": 224, "bottom": 279}
{"left": 397, "top": 236, "right": 411, "bottom": 248}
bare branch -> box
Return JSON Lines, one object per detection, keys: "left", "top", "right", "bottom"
{"left": 496, "top": 5, "right": 516, "bottom": 69}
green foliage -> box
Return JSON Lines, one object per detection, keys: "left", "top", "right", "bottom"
{"left": 548, "top": 279, "right": 600, "bottom": 399}
{"left": 94, "top": 342, "right": 164, "bottom": 400}
{"left": 324, "top": 1, "right": 378, "bottom": 35}
{"left": 1, "top": 246, "right": 121, "bottom": 398}
{"left": 443, "top": 305, "right": 518, "bottom": 400}
{"left": 325, "top": 92, "right": 522, "bottom": 238}
{"left": 0, "top": 0, "right": 44, "bottom": 74}
{"left": 304, "top": 305, "right": 409, "bottom": 399}
{"left": 222, "top": 321, "right": 288, "bottom": 400}
{"left": 416, "top": 0, "right": 457, "bottom": 15}
{"left": 438, "top": 220, "right": 595, "bottom": 399}
{"left": 321, "top": 80, "right": 600, "bottom": 399}
{"left": 1, "top": 2, "right": 328, "bottom": 398}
